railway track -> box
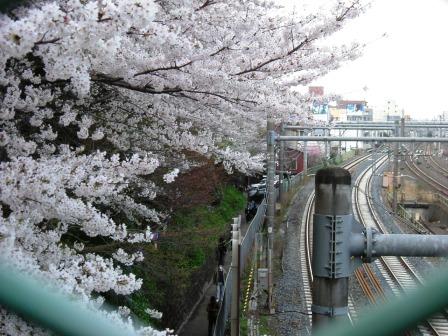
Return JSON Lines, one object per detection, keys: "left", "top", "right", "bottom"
{"left": 406, "top": 154, "right": 448, "bottom": 197}
{"left": 426, "top": 144, "right": 448, "bottom": 177}
{"left": 405, "top": 144, "right": 448, "bottom": 196}
{"left": 354, "top": 153, "right": 448, "bottom": 335}
{"left": 300, "top": 154, "right": 369, "bottom": 326}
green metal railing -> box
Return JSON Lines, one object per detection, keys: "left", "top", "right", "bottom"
{"left": 0, "top": 263, "right": 136, "bottom": 336}
{"left": 314, "top": 266, "right": 448, "bottom": 336}
{"left": 2, "top": 260, "right": 448, "bottom": 336}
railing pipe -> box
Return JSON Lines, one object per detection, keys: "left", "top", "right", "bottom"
{"left": 0, "top": 263, "right": 135, "bottom": 336}
{"left": 314, "top": 266, "right": 448, "bottom": 336}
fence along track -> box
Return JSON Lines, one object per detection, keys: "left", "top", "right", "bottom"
{"left": 300, "top": 154, "right": 370, "bottom": 327}
{"left": 354, "top": 155, "right": 448, "bottom": 336}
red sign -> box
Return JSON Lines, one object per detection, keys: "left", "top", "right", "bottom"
{"left": 309, "top": 86, "right": 324, "bottom": 96}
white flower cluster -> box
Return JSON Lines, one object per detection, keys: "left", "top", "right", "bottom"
{"left": 163, "top": 168, "right": 180, "bottom": 184}
{"left": 145, "top": 308, "right": 163, "bottom": 320}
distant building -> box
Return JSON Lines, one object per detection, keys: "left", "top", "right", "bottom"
{"left": 386, "top": 114, "right": 401, "bottom": 122}
{"left": 329, "top": 106, "right": 347, "bottom": 122}
{"left": 336, "top": 100, "right": 372, "bottom": 122}
{"left": 308, "top": 86, "right": 329, "bottom": 122}
{"left": 329, "top": 100, "right": 373, "bottom": 122}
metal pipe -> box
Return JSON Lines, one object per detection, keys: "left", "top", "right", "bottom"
{"left": 373, "top": 234, "right": 448, "bottom": 257}
{"left": 350, "top": 233, "right": 448, "bottom": 257}
{"left": 0, "top": 263, "right": 135, "bottom": 336}
{"left": 290, "top": 126, "right": 396, "bottom": 130}
{"left": 285, "top": 125, "right": 448, "bottom": 130}
{"left": 277, "top": 136, "right": 448, "bottom": 142}
{"left": 335, "top": 121, "right": 448, "bottom": 125}
{"left": 313, "top": 266, "right": 448, "bottom": 336}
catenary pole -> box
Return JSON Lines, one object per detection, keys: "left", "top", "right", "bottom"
{"left": 303, "top": 131, "right": 308, "bottom": 176}
{"left": 392, "top": 120, "right": 399, "bottom": 213}
{"left": 279, "top": 122, "right": 285, "bottom": 204}
{"left": 266, "top": 118, "right": 275, "bottom": 314}
{"left": 338, "top": 129, "right": 342, "bottom": 160}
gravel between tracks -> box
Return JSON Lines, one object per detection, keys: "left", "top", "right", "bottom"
{"left": 270, "top": 181, "right": 314, "bottom": 336}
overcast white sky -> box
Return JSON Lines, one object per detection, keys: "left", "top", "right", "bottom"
{"left": 283, "top": 0, "right": 448, "bottom": 120}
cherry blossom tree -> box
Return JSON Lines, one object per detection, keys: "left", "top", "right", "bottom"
{"left": 0, "top": 0, "right": 365, "bottom": 333}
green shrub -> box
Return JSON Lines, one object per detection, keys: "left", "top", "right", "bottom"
{"left": 126, "top": 185, "right": 246, "bottom": 328}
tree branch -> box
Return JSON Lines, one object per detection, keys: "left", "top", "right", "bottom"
{"left": 233, "top": 38, "right": 309, "bottom": 76}
{"left": 134, "top": 61, "right": 193, "bottom": 77}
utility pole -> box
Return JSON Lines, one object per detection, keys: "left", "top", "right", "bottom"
{"left": 392, "top": 120, "right": 399, "bottom": 213}
{"left": 266, "top": 118, "right": 275, "bottom": 314}
{"left": 338, "top": 129, "right": 342, "bottom": 160}
{"left": 356, "top": 129, "right": 359, "bottom": 150}
{"left": 303, "top": 132, "right": 308, "bottom": 177}
{"left": 279, "top": 122, "right": 285, "bottom": 204}
{"left": 401, "top": 118, "right": 405, "bottom": 138}
{"left": 400, "top": 117, "right": 405, "bottom": 173}
{"left": 230, "top": 218, "right": 240, "bottom": 336}
{"left": 324, "top": 128, "right": 329, "bottom": 164}
{"left": 439, "top": 115, "right": 443, "bottom": 153}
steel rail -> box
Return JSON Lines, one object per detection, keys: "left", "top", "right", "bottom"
{"left": 406, "top": 154, "right": 448, "bottom": 196}
{"left": 353, "top": 159, "right": 388, "bottom": 305}
{"left": 426, "top": 144, "right": 448, "bottom": 177}
{"left": 355, "top": 155, "right": 448, "bottom": 335}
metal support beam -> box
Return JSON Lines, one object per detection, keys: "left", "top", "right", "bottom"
{"left": 350, "top": 230, "right": 448, "bottom": 257}
{"left": 285, "top": 124, "right": 448, "bottom": 130}
{"left": 277, "top": 136, "right": 448, "bottom": 143}
{"left": 335, "top": 122, "right": 448, "bottom": 127}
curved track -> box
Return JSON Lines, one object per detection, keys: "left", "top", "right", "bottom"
{"left": 354, "top": 154, "right": 448, "bottom": 335}
{"left": 405, "top": 145, "right": 448, "bottom": 197}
